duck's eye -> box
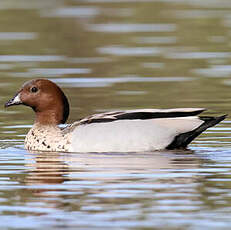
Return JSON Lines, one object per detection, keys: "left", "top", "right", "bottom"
{"left": 30, "top": 86, "right": 38, "bottom": 93}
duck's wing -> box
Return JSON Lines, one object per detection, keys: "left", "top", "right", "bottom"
{"left": 77, "top": 108, "right": 206, "bottom": 125}
{"left": 65, "top": 108, "right": 206, "bottom": 131}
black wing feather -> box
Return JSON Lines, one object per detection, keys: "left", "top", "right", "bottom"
{"left": 115, "top": 110, "right": 205, "bottom": 120}
{"left": 166, "top": 115, "right": 227, "bottom": 150}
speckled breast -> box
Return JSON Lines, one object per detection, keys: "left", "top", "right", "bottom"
{"left": 24, "top": 125, "right": 71, "bottom": 152}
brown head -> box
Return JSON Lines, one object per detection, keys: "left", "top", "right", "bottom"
{"left": 5, "top": 79, "right": 69, "bottom": 125}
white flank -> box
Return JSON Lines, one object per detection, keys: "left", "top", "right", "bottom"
{"left": 69, "top": 117, "right": 203, "bottom": 152}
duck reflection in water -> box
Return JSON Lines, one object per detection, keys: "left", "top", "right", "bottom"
{"left": 25, "top": 150, "right": 202, "bottom": 185}
{"left": 26, "top": 151, "right": 70, "bottom": 185}
{"left": 23, "top": 150, "right": 208, "bottom": 213}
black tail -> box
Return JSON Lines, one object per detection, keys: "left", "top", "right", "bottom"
{"left": 166, "top": 115, "right": 227, "bottom": 150}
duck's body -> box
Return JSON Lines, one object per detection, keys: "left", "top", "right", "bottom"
{"left": 5, "top": 79, "right": 226, "bottom": 153}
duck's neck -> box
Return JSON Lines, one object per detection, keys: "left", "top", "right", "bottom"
{"left": 35, "top": 110, "right": 61, "bottom": 126}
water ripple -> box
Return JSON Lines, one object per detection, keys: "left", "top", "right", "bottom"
{"left": 28, "top": 68, "right": 91, "bottom": 76}
{"left": 51, "top": 76, "right": 193, "bottom": 87}
{"left": 0, "top": 32, "right": 37, "bottom": 40}
{"left": 134, "top": 36, "right": 177, "bottom": 44}
{"left": 87, "top": 23, "right": 176, "bottom": 33}
{"left": 0, "top": 55, "right": 66, "bottom": 62}
{"left": 172, "top": 10, "right": 231, "bottom": 19}
{"left": 193, "top": 65, "right": 231, "bottom": 77}
{"left": 98, "top": 46, "right": 163, "bottom": 56}
{"left": 41, "top": 7, "right": 100, "bottom": 18}
{"left": 166, "top": 52, "right": 231, "bottom": 59}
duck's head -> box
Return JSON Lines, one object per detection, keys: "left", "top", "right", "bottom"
{"left": 5, "top": 79, "right": 69, "bottom": 125}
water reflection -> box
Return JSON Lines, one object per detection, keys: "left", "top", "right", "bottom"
{"left": 26, "top": 152, "right": 69, "bottom": 185}
{"left": 24, "top": 151, "right": 203, "bottom": 203}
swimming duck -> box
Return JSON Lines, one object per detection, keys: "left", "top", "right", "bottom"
{"left": 5, "top": 79, "right": 226, "bottom": 152}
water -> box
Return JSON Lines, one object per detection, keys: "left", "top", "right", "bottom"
{"left": 0, "top": 0, "right": 231, "bottom": 229}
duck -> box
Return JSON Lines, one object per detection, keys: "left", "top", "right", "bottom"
{"left": 5, "top": 78, "right": 226, "bottom": 153}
